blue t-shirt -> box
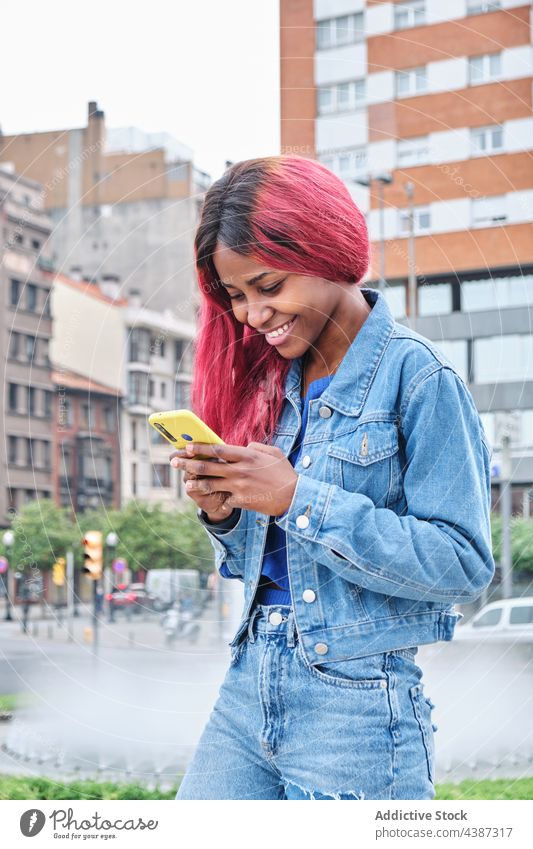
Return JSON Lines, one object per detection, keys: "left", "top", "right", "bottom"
{"left": 218, "top": 373, "right": 333, "bottom": 605}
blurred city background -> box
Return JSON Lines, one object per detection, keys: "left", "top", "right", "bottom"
{"left": 0, "top": 0, "right": 532, "bottom": 798}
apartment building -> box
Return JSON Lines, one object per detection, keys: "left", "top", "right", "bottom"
{"left": 123, "top": 290, "right": 195, "bottom": 507}
{"left": 280, "top": 0, "right": 533, "bottom": 512}
{"left": 52, "top": 368, "right": 122, "bottom": 513}
{"left": 49, "top": 272, "right": 196, "bottom": 510}
{"left": 0, "top": 165, "right": 55, "bottom": 524}
{"left": 0, "top": 101, "right": 208, "bottom": 319}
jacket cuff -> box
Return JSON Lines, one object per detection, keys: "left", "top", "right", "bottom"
{"left": 273, "top": 474, "right": 332, "bottom": 538}
{"left": 197, "top": 506, "right": 242, "bottom": 533}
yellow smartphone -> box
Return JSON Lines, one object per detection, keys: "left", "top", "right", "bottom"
{"left": 148, "top": 409, "right": 225, "bottom": 460}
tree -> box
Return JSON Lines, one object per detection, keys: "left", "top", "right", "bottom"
{"left": 490, "top": 514, "right": 533, "bottom": 575}
{"left": 78, "top": 500, "right": 215, "bottom": 576}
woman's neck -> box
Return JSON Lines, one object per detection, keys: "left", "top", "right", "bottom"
{"left": 304, "top": 288, "right": 372, "bottom": 379}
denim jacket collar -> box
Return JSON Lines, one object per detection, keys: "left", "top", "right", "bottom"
{"left": 284, "top": 287, "right": 396, "bottom": 416}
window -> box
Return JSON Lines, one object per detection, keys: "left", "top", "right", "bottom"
{"left": 27, "top": 386, "right": 35, "bottom": 415}
{"left": 470, "top": 125, "right": 504, "bottom": 156}
{"left": 128, "top": 371, "right": 149, "bottom": 406}
{"left": 26, "top": 284, "right": 38, "bottom": 312}
{"left": 467, "top": 0, "right": 501, "bottom": 15}
{"left": 473, "top": 607, "right": 502, "bottom": 627}
{"left": 316, "top": 12, "right": 364, "bottom": 50}
{"left": 317, "top": 79, "right": 365, "bottom": 115}
{"left": 60, "top": 446, "right": 73, "bottom": 479}
{"left": 14, "top": 232, "right": 23, "bottom": 245}
{"left": 471, "top": 195, "right": 507, "bottom": 227}
{"left": 131, "top": 420, "right": 137, "bottom": 451}
{"left": 103, "top": 406, "right": 114, "bottom": 432}
{"left": 434, "top": 340, "right": 468, "bottom": 382}
{"left": 10, "top": 279, "right": 21, "bottom": 306}
{"left": 394, "top": 0, "right": 425, "bottom": 30}
{"left": 81, "top": 403, "right": 90, "bottom": 428}
{"left": 397, "top": 136, "right": 430, "bottom": 167}
{"left": 128, "top": 327, "right": 151, "bottom": 363}
{"left": 395, "top": 66, "right": 427, "bottom": 98}
{"left": 384, "top": 285, "right": 406, "bottom": 319}
{"left": 25, "top": 335, "right": 36, "bottom": 362}
{"left": 8, "top": 436, "right": 17, "bottom": 465}
{"left": 318, "top": 147, "right": 367, "bottom": 181}
{"left": 509, "top": 605, "right": 533, "bottom": 625}
{"left": 8, "top": 383, "right": 18, "bottom": 412}
{"left": 161, "top": 381, "right": 166, "bottom": 399}
{"left": 8, "top": 332, "right": 20, "bottom": 359}
{"left": 175, "top": 381, "right": 191, "bottom": 408}
{"left": 462, "top": 273, "right": 533, "bottom": 312}
{"left": 149, "top": 379, "right": 155, "bottom": 398}
{"left": 418, "top": 283, "right": 453, "bottom": 317}
{"left": 59, "top": 396, "right": 73, "bottom": 428}
{"left": 152, "top": 464, "right": 171, "bottom": 488}
{"left": 31, "top": 239, "right": 41, "bottom": 251}
{"left": 43, "top": 390, "right": 52, "bottom": 420}
{"left": 468, "top": 52, "right": 502, "bottom": 85}
{"left": 132, "top": 462, "right": 137, "bottom": 496}
{"left": 42, "top": 290, "right": 52, "bottom": 318}
{"left": 474, "top": 335, "right": 533, "bottom": 383}
{"left": 25, "top": 438, "right": 33, "bottom": 467}
{"left": 151, "top": 336, "right": 166, "bottom": 357}
{"left": 42, "top": 441, "right": 51, "bottom": 470}
{"left": 399, "top": 205, "right": 431, "bottom": 235}
{"left": 175, "top": 339, "right": 185, "bottom": 369}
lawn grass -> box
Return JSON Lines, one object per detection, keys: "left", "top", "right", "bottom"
{"left": 0, "top": 774, "right": 532, "bottom": 800}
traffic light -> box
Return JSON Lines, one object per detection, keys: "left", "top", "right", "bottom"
{"left": 82, "top": 531, "right": 103, "bottom": 580}
{"left": 52, "top": 557, "right": 66, "bottom": 586}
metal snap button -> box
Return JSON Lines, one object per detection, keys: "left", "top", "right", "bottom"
{"left": 296, "top": 515, "right": 310, "bottom": 529}
{"left": 302, "top": 455, "right": 311, "bottom": 468}
{"left": 302, "top": 589, "right": 316, "bottom": 603}
{"left": 318, "top": 406, "right": 332, "bottom": 418}
{"left": 314, "top": 642, "right": 328, "bottom": 655}
{"left": 269, "top": 611, "right": 283, "bottom": 625}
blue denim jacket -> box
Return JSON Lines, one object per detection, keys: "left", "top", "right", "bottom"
{"left": 198, "top": 288, "right": 495, "bottom": 664}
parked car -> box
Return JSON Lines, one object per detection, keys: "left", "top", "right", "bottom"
{"left": 454, "top": 596, "right": 533, "bottom": 642}
{"left": 106, "top": 582, "right": 157, "bottom": 619}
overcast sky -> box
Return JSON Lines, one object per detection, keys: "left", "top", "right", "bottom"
{"left": 0, "top": 0, "right": 280, "bottom": 180}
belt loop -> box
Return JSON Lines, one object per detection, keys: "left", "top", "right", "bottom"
{"left": 247, "top": 606, "right": 260, "bottom": 643}
{"left": 286, "top": 610, "right": 296, "bottom": 648}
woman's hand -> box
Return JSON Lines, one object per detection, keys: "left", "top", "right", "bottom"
{"left": 168, "top": 452, "right": 234, "bottom": 522}
{"left": 169, "top": 441, "right": 298, "bottom": 517}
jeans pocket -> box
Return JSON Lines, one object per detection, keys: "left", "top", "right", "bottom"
{"left": 409, "top": 684, "right": 435, "bottom": 785}
{"left": 296, "top": 642, "right": 389, "bottom": 690}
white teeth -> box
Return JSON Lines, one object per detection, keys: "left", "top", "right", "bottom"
{"left": 267, "top": 317, "right": 294, "bottom": 338}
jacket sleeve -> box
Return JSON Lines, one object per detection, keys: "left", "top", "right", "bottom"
{"left": 196, "top": 507, "right": 246, "bottom": 581}
{"left": 274, "top": 366, "right": 495, "bottom": 604}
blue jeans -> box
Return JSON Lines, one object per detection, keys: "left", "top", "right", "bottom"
{"left": 176, "top": 603, "right": 437, "bottom": 800}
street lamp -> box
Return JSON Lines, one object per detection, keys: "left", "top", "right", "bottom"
{"left": 105, "top": 532, "right": 119, "bottom": 623}
{"left": 2, "top": 530, "right": 15, "bottom": 621}
{"left": 354, "top": 172, "right": 393, "bottom": 296}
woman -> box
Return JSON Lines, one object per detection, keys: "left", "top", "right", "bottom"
{"left": 171, "top": 155, "right": 494, "bottom": 800}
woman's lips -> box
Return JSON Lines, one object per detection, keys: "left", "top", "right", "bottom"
{"left": 264, "top": 316, "right": 297, "bottom": 346}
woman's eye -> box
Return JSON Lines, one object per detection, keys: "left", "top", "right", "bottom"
{"left": 228, "top": 280, "right": 285, "bottom": 302}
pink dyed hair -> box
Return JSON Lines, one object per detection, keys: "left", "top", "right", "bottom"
{"left": 190, "top": 155, "right": 370, "bottom": 447}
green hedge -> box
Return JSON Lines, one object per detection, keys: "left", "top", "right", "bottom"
{"left": 1, "top": 774, "right": 532, "bottom": 800}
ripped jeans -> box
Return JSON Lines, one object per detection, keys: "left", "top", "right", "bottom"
{"left": 175, "top": 603, "right": 437, "bottom": 800}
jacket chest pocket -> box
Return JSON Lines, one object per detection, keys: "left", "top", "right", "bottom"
{"left": 326, "top": 421, "right": 402, "bottom": 507}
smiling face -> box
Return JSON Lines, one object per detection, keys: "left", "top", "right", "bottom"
{"left": 213, "top": 242, "right": 369, "bottom": 368}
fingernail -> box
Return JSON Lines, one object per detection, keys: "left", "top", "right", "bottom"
{"left": 186, "top": 444, "right": 194, "bottom": 454}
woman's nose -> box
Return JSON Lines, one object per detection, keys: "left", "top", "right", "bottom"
{"left": 247, "top": 302, "right": 273, "bottom": 330}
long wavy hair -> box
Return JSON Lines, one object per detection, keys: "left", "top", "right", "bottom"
{"left": 190, "top": 155, "right": 370, "bottom": 446}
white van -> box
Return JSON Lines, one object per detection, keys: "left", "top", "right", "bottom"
{"left": 455, "top": 596, "right": 533, "bottom": 642}
{"left": 145, "top": 569, "right": 201, "bottom": 611}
